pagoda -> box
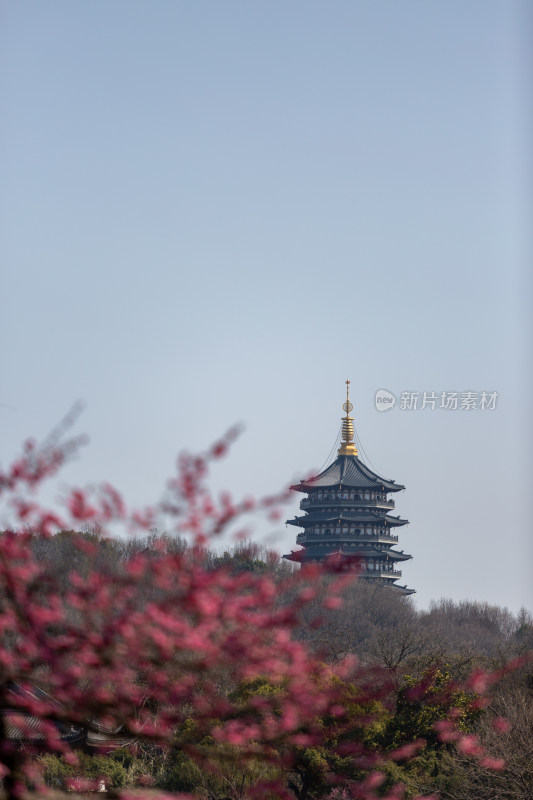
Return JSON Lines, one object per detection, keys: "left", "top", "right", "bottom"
{"left": 284, "top": 381, "right": 415, "bottom": 595}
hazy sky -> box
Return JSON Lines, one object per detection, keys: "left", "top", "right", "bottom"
{"left": 2, "top": 1, "right": 531, "bottom": 612}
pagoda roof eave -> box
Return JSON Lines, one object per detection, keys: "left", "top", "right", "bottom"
{"left": 288, "top": 546, "right": 411, "bottom": 561}
{"left": 283, "top": 547, "right": 413, "bottom": 572}
{"left": 287, "top": 513, "right": 408, "bottom": 527}
{"left": 291, "top": 455, "right": 404, "bottom": 493}
{"left": 282, "top": 549, "right": 305, "bottom": 563}
{"left": 385, "top": 583, "right": 416, "bottom": 596}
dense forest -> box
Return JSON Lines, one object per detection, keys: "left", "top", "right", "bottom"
{"left": 7, "top": 529, "right": 532, "bottom": 800}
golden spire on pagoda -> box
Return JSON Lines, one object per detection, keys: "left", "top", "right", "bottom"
{"left": 337, "top": 379, "right": 358, "bottom": 456}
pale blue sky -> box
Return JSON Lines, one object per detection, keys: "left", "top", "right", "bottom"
{"left": 2, "top": 1, "right": 531, "bottom": 611}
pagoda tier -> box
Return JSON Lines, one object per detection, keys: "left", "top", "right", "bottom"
{"left": 293, "top": 543, "right": 412, "bottom": 561}
{"left": 287, "top": 512, "right": 408, "bottom": 528}
{"left": 283, "top": 381, "right": 415, "bottom": 596}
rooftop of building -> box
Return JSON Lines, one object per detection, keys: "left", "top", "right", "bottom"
{"left": 291, "top": 380, "right": 405, "bottom": 494}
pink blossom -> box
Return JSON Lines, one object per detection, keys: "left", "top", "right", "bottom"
{"left": 0, "top": 429, "right": 526, "bottom": 800}
{"left": 492, "top": 716, "right": 511, "bottom": 733}
{"left": 479, "top": 757, "right": 506, "bottom": 770}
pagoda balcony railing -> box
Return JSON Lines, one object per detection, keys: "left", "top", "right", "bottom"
{"left": 296, "top": 531, "right": 399, "bottom": 544}
{"left": 299, "top": 497, "right": 395, "bottom": 511}
{"left": 360, "top": 568, "right": 402, "bottom": 578}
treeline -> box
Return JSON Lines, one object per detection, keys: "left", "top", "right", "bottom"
{"left": 25, "top": 528, "right": 532, "bottom": 667}
{"left": 7, "top": 530, "right": 533, "bottom": 800}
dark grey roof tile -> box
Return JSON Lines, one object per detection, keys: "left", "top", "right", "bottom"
{"left": 292, "top": 455, "right": 404, "bottom": 493}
